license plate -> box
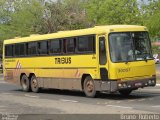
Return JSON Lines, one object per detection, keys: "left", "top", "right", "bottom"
{"left": 135, "top": 82, "right": 142, "bottom": 87}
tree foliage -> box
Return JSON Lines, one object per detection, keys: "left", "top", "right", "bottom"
{"left": 0, "top": 0, "right": 44, "bottom": 40}
{"left": 141, "top": 0, "right": 160, "bottom": 37}
{"left": 0, "top": 0, "right": 160, "bottom": 41}
{"left": 85, "top": 0, "right": 141, "bottom": 25}
{"left": 40, "top": 0, "right": 91, "bottom": 33}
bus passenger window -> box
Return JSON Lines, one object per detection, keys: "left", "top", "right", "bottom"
{"left": 28, "top": 42, "right": 38, "bottom": 56}
{"left": 50, "top": 39, "right": 62, "bottom": 54}
{"left": 77, "top": 35, "right": 95, "bottom": 53}
{"left": 19, "top": 44, "right": 26, "bottom": 56}
{"left": 5, "top": 45, "right": 13, "bottom": 57}
{"left": 14, "top": 43, "right": 25, "bottom": 56}
{"left": 15, "top": 44, "right": 20, "bottom": 56}
{"left": 38, "top": 41, "right": 48, "bottom": 55}
{"left": 66, "top": 38, "right": 76, "bottom": 53}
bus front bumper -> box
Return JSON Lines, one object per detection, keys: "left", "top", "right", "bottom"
{"left": 94, "top": 76, "right": 156, "bottom": 92}
{"left": 117, "top": 77, "right": 156, "bottom": 91}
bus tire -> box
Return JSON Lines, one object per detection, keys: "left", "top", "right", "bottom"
{"left": 31, "top": 75, "right": 40, "bottom": 93}
{"left": 83, "top": 76, "right": 96, "bottom": 98}
{"left": 119, "top": 90, "right": 132, "bottom": 96}
{"left": 21, "top": 75, "right": 30, "bottom": 92}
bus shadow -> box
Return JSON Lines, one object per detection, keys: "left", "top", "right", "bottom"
{"left": 96, "top": 92, "right": 156, "bottom": 100}
{"left": 14, "top": 88, "right": 159, "bottom": 100}
{"left": 39, "top": 89, "right": 85, "bottom": 97}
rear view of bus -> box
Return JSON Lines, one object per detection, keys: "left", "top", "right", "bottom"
{"left": 106, "top": 26, "right": 156, "bottom": 96}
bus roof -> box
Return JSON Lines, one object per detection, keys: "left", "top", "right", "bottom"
{"left": 4, "top": 25, "right": 147, "bottom": 44}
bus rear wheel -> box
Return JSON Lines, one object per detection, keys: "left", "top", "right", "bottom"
{"left": 31, "top": 75, "right": 40, "bottom": 93}
{"left": 119, "top": 90, "right": 132, "bottom": 96}
{"left": 83, "top": 76, "right": 96, "bottom": 98}
{"left": 21, "top": 75, "right": 30, "bottom": 92}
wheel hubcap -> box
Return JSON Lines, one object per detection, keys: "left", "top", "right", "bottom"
{"left": 22, "top": 79, "right": 27, "bottom": 89}
{"left": 32, "top": 79, "right": 37, "bottom": 88}
{"left": 86, "top": 81, "right": 94, "bottom": 93}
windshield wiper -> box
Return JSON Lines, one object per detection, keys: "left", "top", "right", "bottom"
{"left": 143, "top": 55, "right": 148, "bottom": 62}
{"left": 125, "top": 55, "right": 131, "bottom": 64}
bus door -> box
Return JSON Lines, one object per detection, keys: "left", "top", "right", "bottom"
{"left": 98, "top": 35, "right": 109, "bottom": 81}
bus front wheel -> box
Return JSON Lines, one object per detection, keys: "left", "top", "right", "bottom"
{"left": 119, "top": 90, "right": 132, "bottom": 96}
{"left": 31, "top": 75, "right": 40, "bottom": 93}
{"left": 21, "top": 75, "right": 30, "bottom": 92}
{"left": 83, "top": 76, "right": 96, "bottom": 98}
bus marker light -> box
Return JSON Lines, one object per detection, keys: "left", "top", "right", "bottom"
{"left": 148, "top": 80, "right": 152, "bottom": 84}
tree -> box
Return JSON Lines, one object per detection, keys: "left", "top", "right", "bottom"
{"left": 141, "top": 0, "right": 160, "bottom": 37}
{"left": 40, "top": 0, "right": 91, "bottom": 33}
{"left": 85, "top": 0, "right": 141, "bottom": 25}
{"left": 0, "top": 0, "right": 159, "bottom": 40}
{"left": 0, "top": 0, "right": 44, "bottom": 40}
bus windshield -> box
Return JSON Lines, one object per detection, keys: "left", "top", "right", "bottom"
{"left": 109, "top": 32, "right": 153, "bottom": 62}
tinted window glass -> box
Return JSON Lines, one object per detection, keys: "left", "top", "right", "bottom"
{"left": 38, "top": 41, "right": 48, "bottom": 55}
{"left": 15, "top": 43, "right": 25, "bottom": 56}
{"left": 109, "top": 32, "right": 152, "bottom": 62}
{"left": 78, "top": 35, "right": 95, "bottom": 53}
{"left": 15, "top": 44, "right": 19, "bottom": 56}
{"left": 50, "top": 39, "right": 61, "bottom": 54}
{"left": 66, "top": 38, "right": 76, "bottom": 53}
{"left": 19, "top": 44, "right": 25, "bottom": 56}
{"left": 99, "top": 37, "right": 107, "bottom": 65}
{"left": 5, "top": 45, "right": 13, "bottom": 57}
{"left": 28, "top": 42, "right": 37, "bottom": 55}
{"left": 132, "top": 32, "right": 152, "bottom": 60}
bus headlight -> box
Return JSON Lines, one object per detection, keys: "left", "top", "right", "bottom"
{"left": 118, "top": 83, "right": 122, "bottom": 87}
{"left": 118, "top": 83, "right": 127, "bottom": 88}
{"left": 148, "top": 80, "right": 152, "bottom": 84}
{"left": 151, "top": 80, "right": 155, "bottom": 84}
{"left": 123, "top": 83, "right": 127, "bottom": 88}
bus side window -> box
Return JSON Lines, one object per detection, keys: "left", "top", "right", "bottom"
{"left": 38, "top": 41, "right": 48, "bottom": 55}
{"left": 19, "top": 43, "right": 26, "bottom": 56}
{"left": 63, "top": 39, "right": 67, "bottom": 54}
{"left": 66, "top": 38, "right": 76, "bottom": 53}
{"left": 28, "top": 42, "right": 38, "bottom": 56}
{"left": 14, "top": 43, "right": 26, "bottom": 57}
{"left": 63, "top": 38, "right": 76, "bottom": 54}
{"left": 77, "top": 35, "right": 95, "bottom": 53}
{"left": 14, "top": 44, "right": 20, "bottom": 56}
{"left": 49, "top": 39, "right": 62, "bottom": 54}
{"left": 5, "top": 45, "right": 13, "bottom": 57}
{"left": 99, "top": 37, "right": 107, "bottom": 65}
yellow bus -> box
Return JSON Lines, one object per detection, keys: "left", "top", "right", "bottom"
{"left": 3, "top": 25, "right": 156, "bottom": 97}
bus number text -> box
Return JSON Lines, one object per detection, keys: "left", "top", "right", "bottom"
{"left": 55, "top": 57, "right": 71, "bottom": 64}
